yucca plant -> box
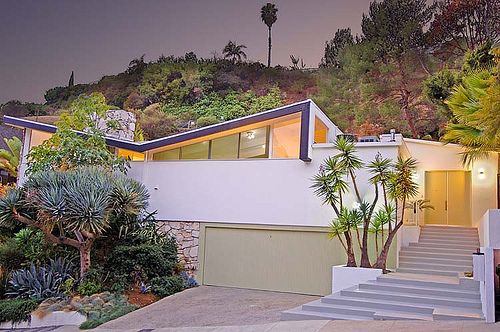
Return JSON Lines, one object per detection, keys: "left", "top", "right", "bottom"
{"left": 0, "top": 167, "right": 149, "bottom": 277}
{"left": 313, "top": 138, "right": 418, "bottom": 270}
{"left": 6, "top": 258, "right": 74, "bottom": 299}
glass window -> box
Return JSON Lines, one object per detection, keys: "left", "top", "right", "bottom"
{"left": 314, "top": 117, "right": 328, "bottom": 143}
{"left": 272, "top": 116, "right": 301, "bottom": 158}
{"left": 180, "top": 141, "right": 209, "bottom": 160}
{"left": 211, "top": 134, "right": 239, "bottom": 159}
{"left": 239, "top": 127, "right": 268, "bottom": 159}
{"left": 153, "top": 148, "right": 180, "bottom": 160}
{"left": 117, "top": 148, "right": 144, "bottom": 161}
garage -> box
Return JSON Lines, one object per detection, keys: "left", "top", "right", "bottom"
{"left": 200, "top": 223, "right": 396, "bottom": 296}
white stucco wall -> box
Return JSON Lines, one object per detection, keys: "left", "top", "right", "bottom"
{"left": 129, "top": 143, "right": 400, "bottom": 226}
{"left": 404, "top": 139, "right": 498, "bottom": 227}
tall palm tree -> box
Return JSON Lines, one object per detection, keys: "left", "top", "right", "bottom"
{"left": 260, "top": 3, "right": 278, "bottom": 68}
{"left": 222, "top": 41, "right": 248, "bottom": 63}
{"left": 443, "top": 63, "right": 499, "bottom": 165}
{"left": 0, "top": 137, "right": 22, "bottom": 178}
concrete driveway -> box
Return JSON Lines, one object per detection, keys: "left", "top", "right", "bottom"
{"left": 100, "top": 286, "right": 318, "bottom": 329}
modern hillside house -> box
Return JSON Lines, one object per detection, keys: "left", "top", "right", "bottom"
{"left": 4, "top": 100, "right": 500, "bottom": 320}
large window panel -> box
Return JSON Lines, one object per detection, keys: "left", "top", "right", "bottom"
{"left": 239, "top": 127, "right": 268, "bottom": 159}
{"left": 314, "top": 117, "right": 328, "bottom": 143}
{"left": 117, "top": 148, "right": 144, "bottom": 161}
{"left": 153, "top": 148, "right": 180, "bottom": 160}
{"left": 272, "top": 116, "right": 301, "bottom": 158}
{"left": 180, "top": 141, "right": 210, "bottom": 160}
{"left": 211, "top": 134, "right": 239, "bottom": 159}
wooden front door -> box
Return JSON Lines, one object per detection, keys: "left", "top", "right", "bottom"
{"left": 424, "top": 171, "right": 471, "bottom": 226}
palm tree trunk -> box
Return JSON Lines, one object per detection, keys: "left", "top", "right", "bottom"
{"left": 267, "top": 27, "right": 272, "bottom": 68}
{"left": 344, "top": 231, "right": 357, "bottom": 267}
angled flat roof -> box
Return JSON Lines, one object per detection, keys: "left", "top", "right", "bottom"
{"left": 4, "top": 99, "right": 314, "bottom": 160}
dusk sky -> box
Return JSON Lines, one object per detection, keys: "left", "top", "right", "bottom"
{"left": 0, "top": 0, "right": 373, "bottom": 103}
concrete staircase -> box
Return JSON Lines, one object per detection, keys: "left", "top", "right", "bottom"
{"left": 397, "top": 226, "right": 479, "bottom": 277}
{"left": 282, "top": 225, "right": 483, "bottom": 321}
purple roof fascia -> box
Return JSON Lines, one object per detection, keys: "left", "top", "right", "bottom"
{"left": 3, "top": 100, "right": 313, "bottom": 161}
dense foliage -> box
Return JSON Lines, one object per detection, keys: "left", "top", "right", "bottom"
{"left": 0, "top": 298, "right": 39, "bottom": 323}
{"left": 0, "top": 167, "right": 149, "bottom": 276}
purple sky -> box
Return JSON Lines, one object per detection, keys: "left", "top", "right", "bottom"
{"left": 0, "top": 0, "right": 373, "bottom": 103}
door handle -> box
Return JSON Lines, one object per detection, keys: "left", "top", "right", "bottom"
{"left": 445, "top": 200, "right": 448, "bottom": 211}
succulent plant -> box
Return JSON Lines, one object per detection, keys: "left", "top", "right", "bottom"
{"left": 6, "top": 257, "right": 74, "bottom": 299}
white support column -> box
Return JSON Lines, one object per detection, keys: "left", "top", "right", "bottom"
{"left": 18, "top": 128, "right": 31, "bottom": 185}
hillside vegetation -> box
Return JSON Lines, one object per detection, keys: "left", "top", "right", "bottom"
{"left": 1, "top": 0, "right": 498, "bottom": 140}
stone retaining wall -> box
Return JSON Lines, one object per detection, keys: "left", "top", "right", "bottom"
{"left": 160, "top": 221, "right": 200, "bottom": 274}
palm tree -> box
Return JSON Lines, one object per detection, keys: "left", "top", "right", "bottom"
{"left": 0, "top": 137, "right": 22, "bottom": 178}
{"left": 443, "top": 64, "right": 499, "bottom": 165}
{"left": 374, "top": 157, "right": 419, "bottom": 270}
{"left": 0, "top": 167, "right": 149, "bottom": 276}
{"left": 222, "top": 41, "right": 248, "bottom": 63}
{"left": 260, "top": 3, "right": 278, "bottom": 68}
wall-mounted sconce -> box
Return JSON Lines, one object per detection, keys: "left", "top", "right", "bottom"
{"left": 245, "top": 131, "right": 255, "bottom": 140}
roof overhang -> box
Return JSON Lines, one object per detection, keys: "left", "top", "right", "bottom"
{"left": 4, "top": 99, "right": 314, "bottom": 161}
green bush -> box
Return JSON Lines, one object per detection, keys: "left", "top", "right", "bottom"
{"left": 0, "top": 298, "right": 39, "bottom": 323}
{"left": 106, "top": 241, "right": 177, "bottom": 284}
{"left": 77, "top": 280, "right": 102, "bottom": 296}
{"left": 14, "top": 228, "right": 51, "bottom": 264}
{"left": 79, "top": 303, "right": 136, "bottom": 329}
{"left": 0, "top": 238, "right": 25, "bottom": 272}
{"left": 150, "top": 275, "right": 184, "bottom": 298}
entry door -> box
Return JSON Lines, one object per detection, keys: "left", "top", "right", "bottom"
{"left": 424, "top": 171, "right": 471, "bottom": 226}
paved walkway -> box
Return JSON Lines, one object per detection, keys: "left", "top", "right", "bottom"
{"left": 33, "top": 320, "right": 500, "bottom": 332}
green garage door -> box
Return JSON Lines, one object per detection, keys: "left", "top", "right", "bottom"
{"left": 200, "top": 224, "right": 397, "bottom": 296}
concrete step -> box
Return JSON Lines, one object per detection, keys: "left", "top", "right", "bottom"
{"left": 418, "top": 239, "right": 479, "bottom": 247}
{"left": 399, "top": 256, "right": 471, "bottom": 266}
{"left": 281, "top": 307, "right": 370, "bottom": 321}
{"left": 408, "top": 242, "right": 477, "bottom": 251}
{"left": 420, "top": 231, "right": 478, "bottom": 237}
{"left": 302, "top": 300, "right": 375, "bottom": 318}
{"left": 401, "top": 246, "right": 475, "bottom": 255}
{"left": 322, "top": 294, "right": 434, "bottom": 315}
{"left": 419, "top": 232, "right": 479, "bottom": 240}
{"left": 398, "top": 262, "right": 471, "bottom": 272}
{"left": 396, "top": 268, "right": 459, "bottom": 277}
{"left": 420, "top": 229, "right": 478, "bottom": 235}
{"left": 376, "top": 275, "right": 463, "bottom": 290}
{"left": 421, "top": 226, "right": 477, "bottom": 232}
{"left": 340, "top": 289, "right": 482, "bottom": 309}
{"left": 360, "top": 281, "right": 479, "bottom": 299}
{"left": 399, "top": 251, "right": 472, "bottom": 262}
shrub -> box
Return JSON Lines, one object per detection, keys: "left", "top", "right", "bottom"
{"left": 77, "top": 280, "right": 102, "bottom": 296}
{"left": 0, "top": 298, "right": 39, "bottom": 323}
{"left": 6, "top": 258, "right": 74, "bottom": 299}
{"left": 0, "top": 238, "right": 25, "bottom": 272}
{"left": 14, "top": 228, "right": 51, "bottom": 264}
{"left": 106, "top": 241, "right": 177, "bottom": 285}
{"left": 150, "top": 275, "right": 184, "bottom": 298}
{"left": 79, "top": 303, "right": 136, "bottom": 329}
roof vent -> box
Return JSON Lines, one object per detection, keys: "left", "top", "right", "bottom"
{"left": 358, "top": 136, "right": 380, "bottom": 143}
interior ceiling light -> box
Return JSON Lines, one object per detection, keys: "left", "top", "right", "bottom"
{"left": 246, "top": 131, "right": 255, "bottom": 140}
